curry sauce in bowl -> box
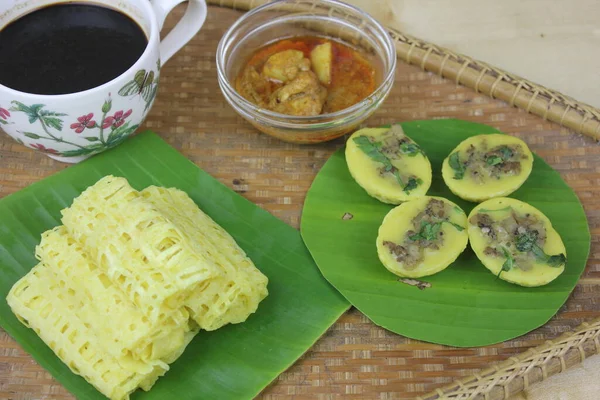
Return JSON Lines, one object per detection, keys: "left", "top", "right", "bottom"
{"left": 235, "top": 36, "right": 380, "bottom": 116}
{"left": 217, "top": 0, "right": 396, "bottom": 143}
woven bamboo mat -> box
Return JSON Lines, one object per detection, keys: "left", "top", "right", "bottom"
{"left": 1, "top": 6, "right": 600, "bottom": 400}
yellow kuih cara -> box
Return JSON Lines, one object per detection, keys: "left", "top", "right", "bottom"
{"left": 345, "top": 125, "right": 432, "bottom": 204}
{"left": 468, "top": 197, "right": 567, "bottom": 287}
{"left": 442, "top": 134, "right": 534, "bottom": 202}
{"left": 376, "top": 196, "right": 469, "bottom": 278}
{"left": 7, "top": 176, "right": 268, "bottom": 400}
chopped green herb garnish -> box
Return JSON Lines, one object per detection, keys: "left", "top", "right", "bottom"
{"left": 408, "top": 219, "right": 464, "bottom": 242}
{"left": 515, "top": 230, "right": 567, "bottom": 268}
{"left": 529, "top": 241, "right": 567, "bottom": 268}
{"left": 409, "top": 221, "right": 441, "bottom": 242}
{"left": 403, "top": 177, "right": 422, "bottom": 194}
{"left": 546, "top": 253, "right": 567, "bottom": 268}
{"left": 400, "top": 142, "right": 423, "bottom": 157}
{"left": 353, "top": 136, "right": 389, "bottom": 165}
{"left": 486, "top": 146, "right": 514, "bottom": 166}
{"left": 479, "top": 206, "right": 512, "bottom": 213}
{"left": 515, "top": 230, "right": 538, "bottom": 252}
{"left": 353, "top": 136, "right": 421, "bottom": 193}
{"left": 530, "top": 243, "right": 546, "bottom": 260}
{"left": 444, "top": 220, "right": 465, "bottom": 231}
{"left": 448, "top": 152, "right": 465, "bottom": 179}
{"left": 486, "top": 155, "right": 503, "bottom": 166}
{"left": 499, "top": 247, "right": 515, "bottom": 277}
{"left": 499, "top": 146, "right": 514, "bottom": 160}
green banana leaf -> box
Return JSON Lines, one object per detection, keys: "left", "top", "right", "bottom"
{"left": 0, "top": 132, "right": 349, "bottom": 399}
{"left": 301, "top": 119, "right": 590, "bottom": 347}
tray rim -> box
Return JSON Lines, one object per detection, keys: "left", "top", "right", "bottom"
{"left": 1, "top": 2, "right": 599, "bottom": 399}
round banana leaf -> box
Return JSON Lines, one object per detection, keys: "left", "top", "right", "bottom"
{"left": 301, "top": 119, "right": 590, "bottom": 347}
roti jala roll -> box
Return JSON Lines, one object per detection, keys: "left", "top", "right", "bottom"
{"left": 7, "top": 175, "right": 270, "bottom": 400}
{"left": 140, "top": 186, "right": 269, "bottom": 331}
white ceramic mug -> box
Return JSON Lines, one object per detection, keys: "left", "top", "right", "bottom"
{"left": 0, "top": 0, "right": 207, "bottom": 163}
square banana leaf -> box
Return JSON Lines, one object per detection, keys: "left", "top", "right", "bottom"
{"left": 0, "top": 131, "right": 349, "bottom": 399}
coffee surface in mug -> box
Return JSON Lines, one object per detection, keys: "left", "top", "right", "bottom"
{"left": 0, "top": 3, "right": 148, "bottom": 95}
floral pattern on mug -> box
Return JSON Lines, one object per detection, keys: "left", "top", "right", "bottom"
{"left": 102, "top": 109, "right": 132, "bottom": 129}
{"left": 8, "top": 95, "right": 139, "bottom": 158}
{"left": 10, "top": 101, "right": 67, "bottom": 132}
{"left": 29, "top": 143, "right": 59, "bottom": 154}
{"left": 0, "top": 107, "right": 10, "bottom": 124}
{"left": 1, "top": 45, "right": 164, "bottom": 162}
{"left": 70, "top": 113, "right": 97, "bottom": 133}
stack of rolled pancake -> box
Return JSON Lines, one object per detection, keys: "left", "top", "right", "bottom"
{"left": 6, "top": 176, "right": 269, "bottom": 400}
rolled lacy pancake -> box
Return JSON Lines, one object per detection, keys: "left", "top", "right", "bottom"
{"left": 441, "top": 134, "right": 533, "bottom": 202}
{"left": 60, "top": 176, "right": 268, "bottom": 331}
{"left": 6, "top": 262, "right": 176, "bottom": 400}
{"left": 468, "top": 197, "right": 566, "bottom": 287}
{"left": 35, "top": 226, "right": 191, "bottom": 362}
{"left": 376, "top": 196, "right": 469, "bottom": 278}
{"left": 345, "top": 125, "right": 432, "bottom": 204}
{"left": 140, "top": 186, "right": 269, "bottom": 331}
{"left": 8, "top": 175, "right": 269, "bottom": 400}
{"left": 60, "top": 176, "right": 220, "bottom": 323}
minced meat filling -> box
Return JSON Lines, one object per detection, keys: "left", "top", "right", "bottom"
{"left": 383, "top": 199, "right": 463, "bottom": 269}
{"left": 469, "top": 208, "right": 565, "bottom": 271}
{"left": 452, "top": 140, "right": 527, "bottom": 183}
{"left": 376, "top": 136, "right": 412, "bottom": 179}
{"left": 379, "top": 125, "right": 412, "bottom": 157}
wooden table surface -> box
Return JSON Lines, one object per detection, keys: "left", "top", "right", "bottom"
{"left": 1, "top": 6, "right": 599, "bottom": 400}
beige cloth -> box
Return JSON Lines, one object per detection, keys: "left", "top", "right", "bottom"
{"left": 343, "top": 1, "right": 600, "bottom": 398}
{"left": 511, "top": 355, "right": 600, "bottom": 400}
{"left": 346, "top": 0, "right": 600, "bottom": 108}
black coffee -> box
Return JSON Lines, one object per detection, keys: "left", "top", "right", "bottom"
{"left": 0, "top": 3, "right": 148, "bottom": 95}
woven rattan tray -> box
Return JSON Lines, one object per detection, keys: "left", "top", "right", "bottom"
{"left": 1, "top": 3, "right": 599, "bottom": 399}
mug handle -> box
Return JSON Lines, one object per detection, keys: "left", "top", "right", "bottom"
{"left": 150, "top": 0, "right": 208, "bottom": 64}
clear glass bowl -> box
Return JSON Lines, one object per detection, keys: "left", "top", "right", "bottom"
{"left": 216, "top": 0, "right": 396, "bottom": 144}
